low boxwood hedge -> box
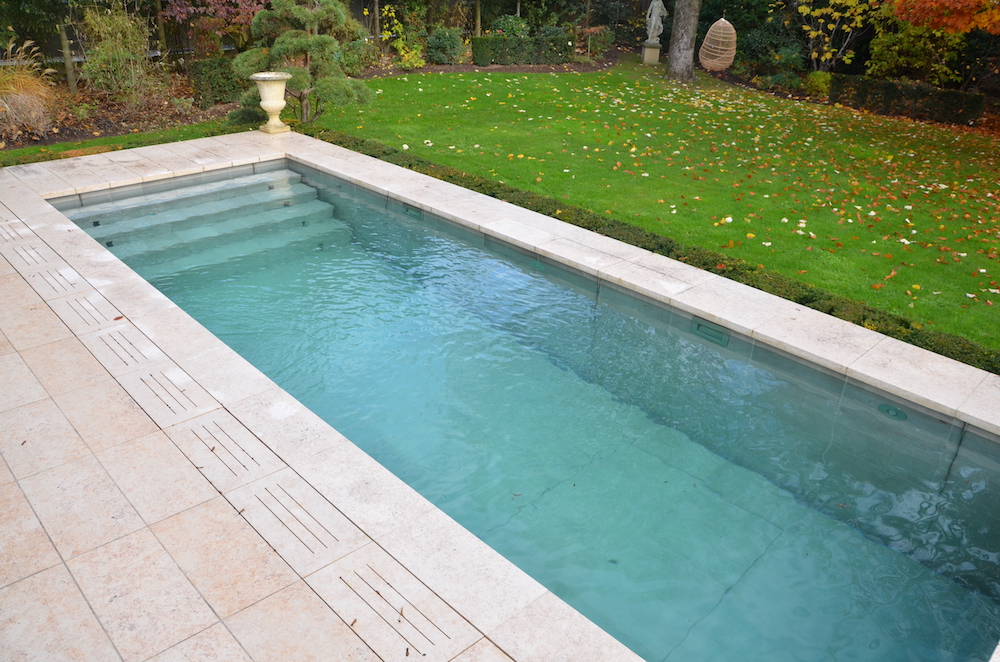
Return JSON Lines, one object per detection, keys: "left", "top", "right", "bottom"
{"left": 829, "top": 74, "right": 986, "bottom": 126}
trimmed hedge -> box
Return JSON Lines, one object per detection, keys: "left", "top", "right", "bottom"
{"left": 829, "top": 74, "right": 986, "bottom": 126}
{"left": 471, "top": 34, "right": 573, "bottom": 66}
{"left": 427, "top": 28, "right": 463, "bottom": 65}
{"left": 189, "top": 57, "right": 244, "bottom": 109}
{"left": 296, "top": 126, "right": 1000, "bottom": 377}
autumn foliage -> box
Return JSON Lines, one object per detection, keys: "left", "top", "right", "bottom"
{"left": 893, "top": 0, "right": 1000, "bottom": 35}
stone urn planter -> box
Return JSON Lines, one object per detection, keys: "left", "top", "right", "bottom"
{"left": 250, "top": 72, "right": 294, "bottom": 134}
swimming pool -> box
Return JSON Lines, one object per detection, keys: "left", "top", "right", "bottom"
{"left": 59, "top": 160, "right": 1000, "bottom": 661}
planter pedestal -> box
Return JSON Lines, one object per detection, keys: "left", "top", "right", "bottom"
{"left": 642, "top": 41, "right": 661, "bottom": 65}
{"left": 250, "top": 72, "right": 293, "bottom": 134}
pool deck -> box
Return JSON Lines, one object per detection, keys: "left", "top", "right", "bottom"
{"left": 1, "top": 129, "right": 999, "bottom": 662}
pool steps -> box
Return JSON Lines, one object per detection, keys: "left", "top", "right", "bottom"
{"left": 64, "top": 169, "right": 349, "bottom": 274}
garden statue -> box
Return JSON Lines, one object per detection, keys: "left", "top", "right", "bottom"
{"left": 646, "top": 0, "right": 668, "bottom": 44}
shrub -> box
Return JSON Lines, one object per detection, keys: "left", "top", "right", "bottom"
{"left": 338, "top": 37, "right": 379, "bottom": 76}
{"left": 578, "top": 26, "right": 615, "bottom": 57}
{"left": 830, "top": 74, "right": 986, "bottom": 125}
{"left": 471, "top": 34, "right": 573, "bottom": 66}
{"left": 0, "top": 38, "right": 55, "bottom": 140}
{"left": 803, "top": 71, "right": 831, "bottom": 98}
{"left": 427, "top": 27, "right": 462, "bottom": 64}
{"left": 81, "top": 6, "right": 163, "bottom": 116}
{"left": 492, "top": 15, "right": 529, "bottom": 38}
{"left": 189, "top": 57, "right": 243, "bottom": 109}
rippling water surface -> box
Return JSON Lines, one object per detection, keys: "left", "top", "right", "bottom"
{"left": 128, "top": 177, "right": 1000, "bottom": 662}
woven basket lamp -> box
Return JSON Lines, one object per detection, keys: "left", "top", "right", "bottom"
{"left": 699, "top": 18, "right": 737, "bottom": 72}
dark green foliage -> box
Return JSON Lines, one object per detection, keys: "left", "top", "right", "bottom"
{"left": 471, "top": 34, "right": 573, "bottom": 66}
{"left": 427, "top": 28, "right": 462, "bottom": 65}
{"left": 189, "top": 58, "right": 244, "bottom": 109}
{"left": 492, "top": 14, "right": 529, "bottom": 38}
{"left": 830, "top": 74, "right": 986, "bottom": 125}
{"left": 337, "top": 38, "right": 378, "bottom": 76}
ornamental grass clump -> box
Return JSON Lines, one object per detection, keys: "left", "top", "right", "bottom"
{"left": 0, "top": 38, "right": 56, "bottom": 141}
{"left": 230, "top": 0, "right": 373, "bottom": 124}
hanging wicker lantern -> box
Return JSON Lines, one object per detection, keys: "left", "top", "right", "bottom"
{"left": 699, "top": 18, "right": 737, "bottom": 72}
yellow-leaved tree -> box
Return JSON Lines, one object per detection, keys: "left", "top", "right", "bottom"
{"left": 770, "top": 0, "right": 877, "bottom": 71}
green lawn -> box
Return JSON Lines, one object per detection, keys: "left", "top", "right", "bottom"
{"left": 315, "top": 54, "right": 1000, "bottom": 350}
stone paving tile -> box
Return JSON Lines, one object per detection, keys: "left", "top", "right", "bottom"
{"left": 452, "top": 639, "right": 517, "bottom": 662}
{"left": 0, "top": 328, "right": 13, "bottom": 355}
{"left": 226, "top": 467, "right": 370, "bottom": 577}
{"left": 0, "top": 398, "right": 90, "bottom": 479}
{"left": 377, "top": 508, "right": 548, "bottom": 636}
{"left": 19, "top": 336, "right": 111, "bottom": 397}
{"left": 226, "top": 581, "right": 379, "bottom": 662}
{"left": 20, "top": 454, "right": 144, "bottom": 558}
{"left": 78, "top": 322, "right": 169, "bottom": 378}
{"left": 0, "top": 564, "right": 121, "bottom": 662}
{"left": 53, "top": 378, "right": 159, "bottom": 452}
{"left": 0, "top": 482, "right": 61, "bottom": 588}
{"left": 97, "top": 431, "right": 218, "bottom": 524}
{"left": 228, "top": 388, "right": 344, "bottom": 463}
{"left": 0, "top": 352, "right": 48, "bottom": 413}
{"left": 487, "top": 592, "right": 640, "bottom": 662}
{"left": 0, "top": 239, "right": 64, "bottom": 275}
{"left": 22, "top": 262, "right": 92, "bottom": 301}
{"left": 0, "top": 272, "right": 42, "bottom": 308}
{"left": 47, "top": 290, "right": 126, "bottom": 336}
{"left": 68, "top": 528, "right": 218, "bottom": 662}
{"left": 149, "top": 623, "right": 253, "bottom": 662}
{"left": 165, "top": 409, "right": 286, "bottom": 494}
{"left": 152, "top": 497, "right": 298, "bottom": 618}
{"left": 0, "top": 301, "right": 72, "bottom": 350}
{"left": 117, "top": 361, "right": 220, "bottom": 428}
{"left": 307, "top": 542, "right": 481, "bottom": 662}
{"left": 0, "top": 457, "right": 12, "bottom": 485}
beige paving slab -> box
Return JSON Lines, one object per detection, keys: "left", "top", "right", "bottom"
{"left": 959, "top": 374, "right": 1000, "bottom": 437}
{"left": 480, "top": 218, "right": 559, "bottom": 253}
{"left": 226, "top": 581, "right": 379, "bottom": 662}
{"left": 0, "top": 457, "right": 12, "bottom": 485}
{"left": 0, "top": 240, "right": 63, "bottom": 274}
{"left": 98, "top": 431, "right": 218, "bottom": 524}
{"left": 20, "top": 454, "right": 145, "bottom": 558}
{"left": 0, "top": 398, "right": 90, "bottom": 479}
{"left": 752, "top": 304, "right": 887, "bottom": 375}
{"left": 669, "top": 275, "right": 789, "bottom": 336}
{"left": 0, "top": 328, "right": 13, "bottom": 356}
{"left": 132, "top": 304, "right": 226, "bottom": 364}
{"left": 128, "top": 145, "right": 204, "bottom": 177}
{"left": 0, "top": 200, "right": 15, "bottom": 221}
{"left": 0, "top": 482, "right": 61, "bottom": 588}
{"left": 294, "top": 441, "right": 437, "bottom": 540}
{"left": 150, "top": 622, "right": 253, "bottom": 662}
{"left": 159, "top": 142, "right": 233, "bottom": 170}
{"left": 53, "top": 378, "right": 159, "bottom": 452}
{"left": 452, "top": 638, "right": 516, "bottom": 662}
{"left": 0, "top": 272, "right": 42, "bottom": 308}
{"left": 599, "top": 260, "right": 700, "bottom": 303}
{"left": 308, "top": 542, "right": 481, "bottom": 662}
{"left": 377, "top": 508, "right": 548, "bottom": 635}
{"left": 152, "top": 497, "right": 298, "bottom": 618}
{"left": 165, "top": 409, "right": 286, "bottom": 494}
{"left": 848, "top": 336, "right": 990, "bottom": 416}
{"left": 0, "top": 301, "right": 73, "bottom": 350}
{"left": 48, "top": 290, "right": 126, "bottom": 335}
{"left": 226, "top": 467, "right": 369, "bottom": 576}
{"left": 0, "top": 564, "right": 120, "bottom": 662}
{"left": 102, "top": 149, "right": 173, "bottom": 181}
{"left": 0, "top": 219, "right": 34, "bottom": 244}
{"left": 22, "top": 262, "right": 92, "bottom": 301}
{"left": 19, "top": 336, "right": 111, "bottom": 396}
{"left": 0, "top": 183, "right": 61, "bottom": 216}
{"left": 0, "top": 252, "right": 13, "bottom": 276}
{"left": 3, "top": 163, "right": 74, "bottom": 197}
{"left": 488, "top": 592, "right": 641, "bottom": 662}
{"left": 78, "top": 322, "right": 169, "bottom": 378}
{"left": 176, "top": 342, "right": 277, "bottom": 406}
{"left": 228, "top": 388, "right": 345, "bottom": 463}
{"left": 0, "top": 352, "right": 48, "bottom": 412}
{"left": 68, "top": 528, "right": 218, "bottom": 662}
{"left": 117, "top": 361, "right": 221, "bottom": 428}
{"left": 43, "top": 160, "right": 114, "bottom": 193}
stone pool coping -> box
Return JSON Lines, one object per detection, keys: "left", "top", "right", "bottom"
{"left": 1, "top": 130, "right": 998, "bottom": 661}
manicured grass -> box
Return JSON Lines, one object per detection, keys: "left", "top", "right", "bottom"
{"left": 0, "top": 119, "right": 231, "bottom": 168}
{"left": 315, "top": 54, "right": 1000, "bottom": 349}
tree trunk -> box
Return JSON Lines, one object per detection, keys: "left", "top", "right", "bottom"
{"left": 475, "top": 0, "right": 481, "bottom": 37}
{"left": 151, "top": 0, "right": 168, "bottom": 57}
{"left": 666, "top": 0, "right": 702, "bottom": 82}
{"left": 59, "top": 22, "right": 76, "bottom": 95}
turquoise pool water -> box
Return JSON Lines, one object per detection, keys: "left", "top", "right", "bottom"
{"left": 65, "top": 166, "right": 1000, "bottom": 661}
